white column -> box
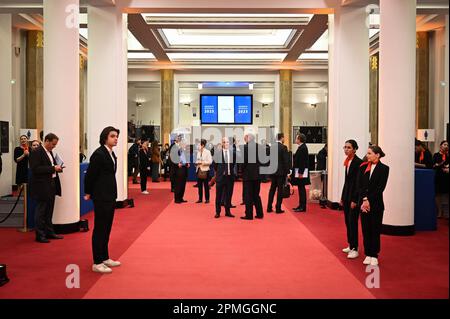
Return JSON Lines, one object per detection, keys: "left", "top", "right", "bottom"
{"left": 0, "top": 14, "right": 13, "bottom": 197}
{"left": 87, "top": 6, "right": 128, "bottom": 201}
{"left": 378, "top": 0, "right": 416, "bottom": 232}
{"left": 327, "top": 7, "right": 370, "bottom": 203}
{"left": 43, "top": 0, "right": 80, "bottom": 226}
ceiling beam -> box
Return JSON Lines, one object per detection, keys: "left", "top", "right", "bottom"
{"left": 128, "top": 13, "right": 170, "bottom": 62}
{"left": 283, "top": 14, "right": 328, "bottom": 62}
{"left": 145, "top": 24, "right": 305, "bottom": 29}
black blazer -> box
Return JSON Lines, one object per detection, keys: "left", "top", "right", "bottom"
{"left": 29, "top": 145, "right": 61, "bottom": 201}
{"left": 270, "top": 142, "right": 290, "bottom": 176}
{"left": 241, "top": 141, "right": 262, "bottom": 181}
{"left": 357, "top": 161, "right": 389, "bottom": 213}
{"left": 341, "top": 155, "right": 363, "bottom": 203}
{"left": 139, "top": 148, "right": 151, "bottom": 171}
{"left": 84, "top": 146, "right": 117, "bottom": 202}
{"left": 292, "top": 143, "right": 311, "bottom": 185}
{"left": 214, "top": 148, "right": 237, "bottom": 183}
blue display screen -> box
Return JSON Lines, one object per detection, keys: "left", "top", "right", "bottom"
{"left": 200, "top": 95, "right": 252, "bottom": 124}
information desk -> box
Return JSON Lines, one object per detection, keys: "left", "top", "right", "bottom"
{"left": 414, "top": 168, "right": 437, "bottom": 231}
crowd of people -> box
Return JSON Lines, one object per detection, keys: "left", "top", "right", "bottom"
{"left": 415, "top": 139, "right": 449, "bottom": 219}
{"left": 4, "top": 129, "right": 447, "bottom": 273}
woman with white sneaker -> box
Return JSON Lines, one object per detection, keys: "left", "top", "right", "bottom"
{"left": 340, "top": 140, "right": 363, "bottom": 260}
{"left": 358, "top": 145, "right": 389, "bottom": 267}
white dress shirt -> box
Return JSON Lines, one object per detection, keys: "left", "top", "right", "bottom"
{"left": 104, "top": 145, "right": 115, "bottom": 164}
{"left": 44, "top": 148, "right": 57, "bottom": 178}
{"left": 223, "top": 149, "right": 231, "bottom": 175}
{"left": 370, "top": 163, "right": 377, "bottom": 179}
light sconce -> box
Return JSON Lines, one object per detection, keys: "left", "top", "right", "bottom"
{"left": 198, "top": 83, "right": 203, "bottom": 90}
{"left": 184, "top": 103, "right": 191, "bottom": 107}
{"left": 136, "top": 102, "right": 142, "bottom": 107}
{"left": 262, "top": 103, "right": 269, "bottom": 108}
{"left": 249, "top": 83, "right": 254, "bottom": 90}
{"left": 309, "top": 103, "right": 317, "bottom": 109}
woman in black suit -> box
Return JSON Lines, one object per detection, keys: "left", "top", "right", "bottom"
{"left": 139, "top": 140, "right": 151, "bottom": 194}
{"left": 358, "top": 145, "right": 389, "bottom": 267}
{"left": 291, "top": 133, "right": 310, "bottom": 212}
{"left": 340, "top": 140, "right": 363, "bottom": 259}
{"left": 13, "top": 135, "right": 30, "bottom": 185}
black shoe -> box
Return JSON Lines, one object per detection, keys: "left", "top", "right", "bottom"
{"left": 195, "top": 200, "right": 202, "bottom": 203}
{"left": 276, "top": 210, "right": 285, "bottom": 214}
{"left": 214, "top": 214, "right": 220, "bottom": 218}
{"left": 193, "top": 184, "right": 199, "bottom": 188}
{"left": 255, "top": 215, "right": 264, "bottom": 219}
{"left": 240, "top": 216, "right": 253, "bottom": 220}
{"left": 36, "top": 237, "right": 50, "bottom": 243}
{"left": 225, "top": 213, "right": 235, "bottom": 218}
{"left": 205, "top": 200, "right": 210, "bottom": 204}
{"left": 267, "top": 208, "right": 273, "bottom": 213}
{"left": 230, "top": 205, "right": 236, "bottom": 208}
{"left": 174, "top": 200, "right": 182, "bottom": 204}
{"left": 47, "top": 233, "right": 64, "bottom": 240}
{"left": 293, "top": 207, "right": 306, "bottom": 212}
{"left": 132, "top": 181, "right": 139, "bottom": 184}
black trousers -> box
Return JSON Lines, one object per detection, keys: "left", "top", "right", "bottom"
{"left": 361, "top": 209, "right": 384, "bottom": 258}
{"left": 132, "top": 158, "right": 139, "bottom": 182}
{"left": 169, "top": 164, "right": 176, "bottom": 191}
{"left": 215, "top": 175, "right": 234, "bottom": 214}
{"left": 244, "top": 180, "right": 263, "bottom": 218}
{"left": 343, "top": 200, "right": 360, "bottom": 250}
{"left": 140, "top": 169, "right": 148, "bottom": 191}
{"left": 268, "top": 175, "right": 284, "bottom": 210}
{"left": 35, "top": 196, "right": 56, "bottom": 239}
{"left": 297, "top": 183, "right": 307, "bottom": 209}
{"left": 174, "top": 166, "right": 187, "bottom": 202}
{"left": 92, "top": 200, "right": 115, "bottom": 264}
{"left": 197, "top": 174, "right": 210, "bottom": 201}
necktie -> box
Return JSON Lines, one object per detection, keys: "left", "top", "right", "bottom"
{"left": 112, "top": 151, "right": 117, "bottom": 172}
{"left": 49, "top": 150, "right": 56, "bottom": 165}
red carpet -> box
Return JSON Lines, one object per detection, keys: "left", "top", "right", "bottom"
{"left": 0, "top": 180, "right": 448, "bottom": 299}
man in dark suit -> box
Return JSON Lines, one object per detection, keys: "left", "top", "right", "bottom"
{"left": 292, "top": 133, "right": 310, "bottom": 212}
{"left": 84, "top": 126, "right": 121, "bottom": 274}
{"left": 171, "top": 139, "right": 190, "bottom": 203}
{"left": 214, "top": 137, "right": 236, "bottom": 218}
{"left": 168, "top": 136, "right": 181, "bottom": 192}
{"left": 267, "top": 133, "right": 290, "bottom": 214}
{"left": 29, "top": 133, "right": 64, "bottom": 243}
{"left": 241, "top": 134, "right": 263, "bottom": 220}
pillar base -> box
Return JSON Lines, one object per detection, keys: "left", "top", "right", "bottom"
{"left": 54, "top": 221, "right": 81, "bottom": 234}
{"left": 116, "top": 198, "right": 134, "bottom": 209}
{"left": 381, "top": 224, "right": 415, "bottom": 236}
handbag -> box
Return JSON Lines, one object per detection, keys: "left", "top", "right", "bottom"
{"left": 282, "top": 178, "right": 293, "bottom": 198}
{"left": 197, "top": 169, "right": 208, "bottom": 179}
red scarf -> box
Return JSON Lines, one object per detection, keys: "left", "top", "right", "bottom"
{"left": 360, "top": 160, "right": 379, "bottom": 174}
{"left": 21, "top": 144, "right": 28, "bottom": 152}
{"left": 360, "top": 161, "right": 371, "bottom": 174}
{"left": 419, "top": 151, "right": 424, "bottom": 162}
{"left": 440, "top": 151, "right": 447, "bottom": 162}
{"left": 343, "top": 154, "right": 355, "bottom": 167}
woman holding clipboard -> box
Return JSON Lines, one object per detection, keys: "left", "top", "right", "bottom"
{"left": 291, "top": 133, "right": 310, "bottom": 213}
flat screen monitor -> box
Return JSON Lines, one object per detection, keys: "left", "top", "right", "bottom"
{"left": 200, "top": 94, "right": 253, "bottom": 125}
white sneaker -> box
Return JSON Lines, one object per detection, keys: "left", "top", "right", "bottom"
{"left": 363, "top": 256, "right": 372, "bottom": 265}
{"left": 370, "top": 257, "right": 379, "bottom": 266}
{"left": 142, "top": 190, "right": 149, "bottom": 195}
{"left": 103, "top": 259, "right": 121, "bottom": 267}
{"left": 92, "top": 263, "right": 112, "bottom": 274}
{"left": 342, "top": 247, "right": 351, "bottom": 253}
{"left": 347, "top": 249, "right": 359, "bottom": 259}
